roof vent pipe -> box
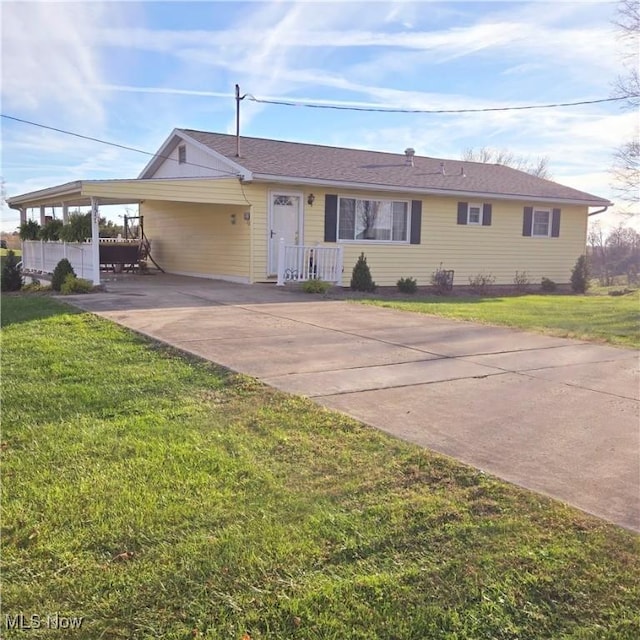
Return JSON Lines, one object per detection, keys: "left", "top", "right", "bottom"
{"left": 404, "top": 147, "right": 415, "bottom": 167}
{"left": 440, "top": 162, "right": 446, "bottom": 175}
{"left": 460, "top": 165, "right": 466, "bottom": 177}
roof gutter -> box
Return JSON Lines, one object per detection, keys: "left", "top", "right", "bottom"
{"left": 588, "top": 205, "right": 611, "bottom": 216}
{"left": 7, "top": 181, "right": 84, "bottom": 208}
{"left": 249, "top": 173, "right": 612, "bottom": 208}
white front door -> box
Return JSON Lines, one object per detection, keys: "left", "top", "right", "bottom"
{"left": 269, "top": 193, "right": 302, "bottom": 275}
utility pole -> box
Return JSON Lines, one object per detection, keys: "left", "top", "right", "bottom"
{"left": 235, "top": 84, "right": 241, "bottom": 157}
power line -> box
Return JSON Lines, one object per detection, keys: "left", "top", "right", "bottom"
{"left": 3, "top": 88, "right": 635, "bottom": 175}
{"left": 245, "top": 94, "right": 636, "bottom": 113}
{"left": 0, "top": 114, "right": 241, "bottom": 178}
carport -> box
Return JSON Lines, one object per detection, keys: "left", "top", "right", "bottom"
{"left": 7, "top": 178, "right": 253, "bottom": 285}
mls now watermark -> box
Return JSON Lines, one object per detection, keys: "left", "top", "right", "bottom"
{"left": 5, "top": 613, "right": 84, "bottom": 631}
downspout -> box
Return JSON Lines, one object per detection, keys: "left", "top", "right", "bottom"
{"left": 237, "top": 175, "right": 254, "bottom": 283}
{"left": 588, "top": 205, "right": 610, "bottom": 216}
{"left": 249, "top": 198, "right": 254, "bottom": 284}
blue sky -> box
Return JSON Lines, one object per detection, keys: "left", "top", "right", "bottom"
{"left": 1, "top": 0, "right": 637, "bottom": 232}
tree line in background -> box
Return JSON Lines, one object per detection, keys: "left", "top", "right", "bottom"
{"left": 588, "top": 223, "right": 640, "bottom": 285}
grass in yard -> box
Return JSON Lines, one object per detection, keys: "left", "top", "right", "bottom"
{"left": 362, "top": 292, "right": 640, "bottom": 348}
{"left": 0, "top": 248, "right": 22, "bottom": 257}
{"left": 2, "top": 296, "right": 639, "bottom": 639}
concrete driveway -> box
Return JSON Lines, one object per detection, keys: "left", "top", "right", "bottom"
{"left": 70, "top": 274, "right": 639, "bottom": 531}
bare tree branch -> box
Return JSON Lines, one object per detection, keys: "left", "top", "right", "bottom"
{"left": 612, "top": 138, "right": 640, "bottom": 202}
{"left": 461, "top": 147, "right": 552, "bottom": 179}
{"left": 612, "top": 0, "right": 639, "bottom": 106}
{"left": 611, "top": 1, "right": 640, "bottom": 202}
{"left": 614, "top": 0, "right": 640, "bottom": 35}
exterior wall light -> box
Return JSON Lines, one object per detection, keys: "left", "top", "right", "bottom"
{"left": 307, "top": 193, "right": 315, "bottom": 206}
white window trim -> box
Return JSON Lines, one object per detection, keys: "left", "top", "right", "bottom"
{"left": 337, "top": 195, "right": 411, "bottom": 244}
{"left": 467, "top": 202, "right": 482, "bottom": 225}
{"left": 532, "top": 208, "right": 551, "bottom": 237}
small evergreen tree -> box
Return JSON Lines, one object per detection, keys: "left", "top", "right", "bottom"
{"left": 397, "top": 276, "right": 418, "bottom": 294}
{"left": 1, "top": 250, "right": 23, "bottom": 291}
{"left": 350, "top": 252, "right": 376, "bottom": 292}
{"left": 570, "top": 255, "right": 590, "bottom": 293}
{"left": 51, "top": 258, "right": 76, "bottom": 291}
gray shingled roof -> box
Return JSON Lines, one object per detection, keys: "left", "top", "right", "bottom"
{"left": 180, "top": 129, "right": 610, "bottom": 206}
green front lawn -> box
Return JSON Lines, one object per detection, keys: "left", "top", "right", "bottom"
{"left": 362, "top": 292, "right": 640, "bottom": 348}
{"left": 2, "top": 296, "right": 639, "bottom": 639}
{"left": 0, "top": 247, "right": 22, "bottom": 259}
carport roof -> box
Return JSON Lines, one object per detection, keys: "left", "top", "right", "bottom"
{"left": 6, "top": 179, "right": 144, "bottom": 208}
{"left": 6, "top": 177, "right": 248, "bottom": 209}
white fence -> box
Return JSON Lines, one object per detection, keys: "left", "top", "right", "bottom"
{"left": 277, "top": 240, "right": 343, "bottom": 286}
{"left": 21, "top": 240, "right": 95, "bottom": 281}
{"left": 87, "top": 237, "right": 139, "bottom": 243}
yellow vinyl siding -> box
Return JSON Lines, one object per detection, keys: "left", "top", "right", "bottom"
{"left": 248, "top": 188, "right": 269, "bottom": 282}
{"left": 142, "top": 201, "right": 251, "bottom": 280}
{"left": 83, "top": 178, "right": 253, "bottom": 205}
{"left": 84, "top": 177, "right": 274, "bottom": 282}
{"left": 420, "top": 199, "right": 587, "bottom": 286}
{"left": 274, "top": 185, "right": 589, "bottom": 287}
{"left": 85, "top": 177, "right": 588, "bottom": 287}
{"left": 122, "top": 180, "right": 270, "bottom": 283}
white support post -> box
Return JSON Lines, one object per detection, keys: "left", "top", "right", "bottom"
{"left": 62, "top": 203, "right": 69, "bottom": 223}
{"left": 19, "top": 208, "right": 27, "bottom": 261}
{"left": 39, "top": 206, "right": 46, "bottom": 226}
{"left": 276, "top": 237, "right": 286, "bottom": 286}
{"left": 90, "top": 197, "right": 101, "bottom": 285}
{"left": 336, "top": 246, "right": 344, "bottom": 285}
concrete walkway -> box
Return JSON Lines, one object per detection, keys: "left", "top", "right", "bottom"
{"left": 70, "top": 274, "right": 639, "bottom": 531}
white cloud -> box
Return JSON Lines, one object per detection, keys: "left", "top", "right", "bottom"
{"left": 91, "top": 5, "right": 619, "bottom": 92}
{"left": 0, "top": 2, "right": 116, "bottom": 131}
{"left": 1, "top": 0, "right": 633, "bottom": 237}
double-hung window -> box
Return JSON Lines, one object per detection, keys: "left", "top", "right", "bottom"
{"left": 457, "top": 201, "right": 492, "bottom": 226}
{"left": 523, "top": 206, "right": 560, "bottom": 238}
{"left": 467, "top": 203, "right": 482, "bottom": 225}
{"left": 338, "top": 197, "right": 409, "bottom": 242}
{"left": 532, "top": 208, "right": 551, "bottom": 237}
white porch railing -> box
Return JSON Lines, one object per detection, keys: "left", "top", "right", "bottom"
{"left": 276, "top": 239, "right": 343, "bottom": 286}
{"left": 21, "top": 240, "right": 95, "bottom": 281}
{"left": 86, "top": 237, "right": 139, "bottom": 243}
